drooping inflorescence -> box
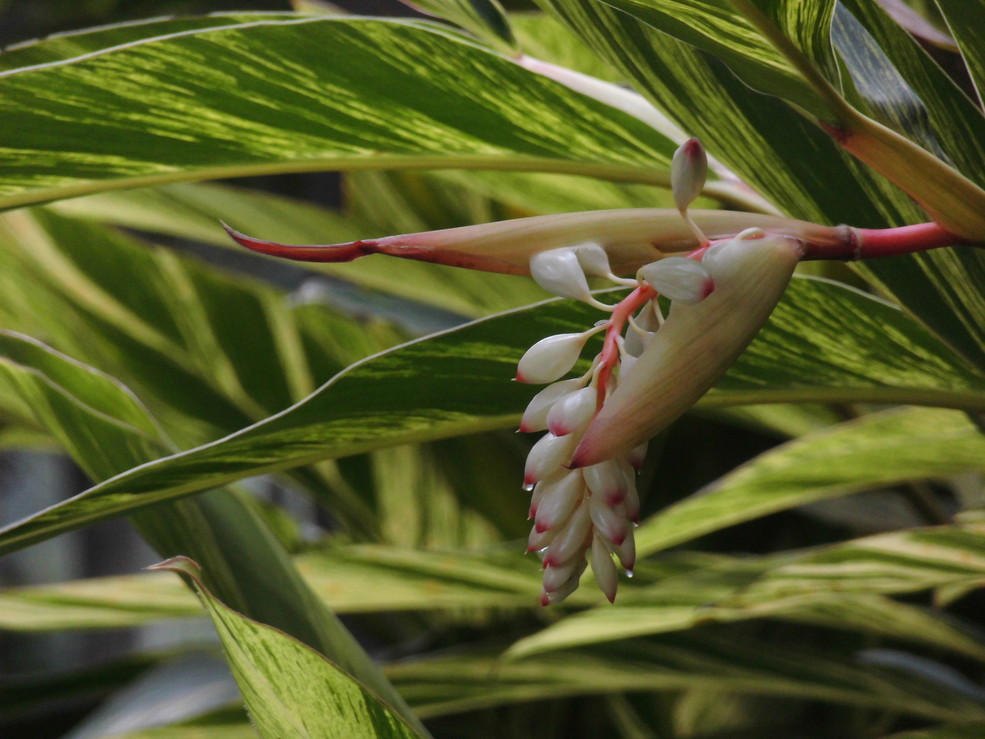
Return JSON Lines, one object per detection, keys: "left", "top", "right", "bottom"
{"left": 514, "top": 139, "right": 803, "bottom": 604}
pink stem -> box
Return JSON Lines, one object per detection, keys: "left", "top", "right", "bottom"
{"left": 595, "top": 284, "right": 657, "bottom": 411}
{"left": 801, "top": 221, "right": 964, "bottom": 261}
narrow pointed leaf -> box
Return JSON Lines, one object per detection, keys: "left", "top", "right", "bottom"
{"left": 402, "top": 0, "right": 517, "bottom": 53}
{"left": 635, "top": 408, "right": 985, "bottom": 557}
{"left": 388, "top": 636, "right": 985, "bottom": 721}
{"left": 1, "top": 277, "right": 983, "bottom": 556}
{"left": 509, "top": 523, "right": 985, "bottom": 657}
{"left": 599, "top": 0, "right": 834, "bottom": 119}
{"left": 0, "top": 334, "right": 413, "bottom": 721}
{"left": 154, "top": 557, "right": 427, "bottom": 738}
{"left": 936, "top": 1, "right": 985, "bottom": 105}
{"left": 0, "top": 16, "right": 680, "bottom": 211}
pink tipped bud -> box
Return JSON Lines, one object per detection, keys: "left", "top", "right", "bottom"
{"left": 572, "top": 242, "right": 612, "bottom": 277}
{"left": 543, "top": 500, "right": 592, "bottom": 567}
{"left": 582, "top": 460, "right": 627, "bottom": 501}
{"left": 546, "top": 386, "right": 597, "bottom": 436}
{"left": 638, "top": 257, "right": 714, "bottom": 304}
{"left": 519, "top": 378, "right": 584, "bottom": 432}
{"left": 590, "top": 535, "right": 619, "bottom": 603}
{"left": 589, "top": 494, "right": 631, "bottom": 545}
{"left": 671, "top": 137, "right": 708, "bottom": 213}
{"left": 614, "top": 531, "right": 636, "bottom": 571}
{"left": 524, "top": 432, "right": 579, "bottom": 486}
{"left": 619, "top": 482, "right": 641, "bottom": 523}
{"left": 542, "top": 558, "right": 587, "bottom": 593}
{"left": 540, "top": 574, "right": 582, "bottom": 606}
{"left": 516, "top": 332, "right": 588, "bottom": 384}
{"left": 530, "top": 248, "right": 592, "bottom": 301}
{"left": 533, "top": 471, "right": 585, "bottom": 533}
{"left": 528, "top": 470, "right": 563, "bottom": 517}
{"left": 526, "top": 523, "right": 558, "bottom": 553}
{"left": 627, "top": 441, "right": 648, "bottom": 470}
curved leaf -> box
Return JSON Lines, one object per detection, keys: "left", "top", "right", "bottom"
{"left": 0, "top": 276, "right": 982, "bottom": 556}
{"left": 635, "top": 408, "right": 985, "bottom": 557}
{"left": 508, "top": 522, "right": 985, "bottom": 657}
{"left": 0, "top": 16, "right": 678, "bottom": 211}
{"left": 154, "top": 557, "right": 427, "bottom": 738}
{"left": 600, "top": 0, "right": 833, "bottom": 118}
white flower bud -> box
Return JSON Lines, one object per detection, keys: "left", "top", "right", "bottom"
{"left": 614, "top": 530, "right": 636, "bottom": 572}
{"left": 572, "top": 242, "right": 612, "bottom": 277}
{"left": 672, "top": 137, "right": 708, "bottom": 213}
{"left": 540, "top": 573, "right": 582, "bottom": 606}
{"left": 543, "top": 499, "right": 592, "bottom": 568}
{"left": 589, "top": 493, "right": 631, "bottom": 545}
{"left": 519, "top": 378, "right": 584, "bottom": 433}
{"left": 526, "top": 523, "right": 558, "bottom": 553}
{"left": 534, "top": 471, "right": 585, "bottom": 533}
{"left": 516, "top": 332, "right": 588, "bottom": 384}
{"left": 523, "top": 432, "right": 579, "bottom": 486}
{"left": 582, "top": 459, "right": 627, "bottom": 502}
{"left": 638, "top": 257, "right": 714, "bottom": 304}
{"left": 590, "top": 535, "right": 619, "bottom": 603}
{"left": 542, "top": 558, "right": 587, "bottom": 593}
{"left": 530, "top": 248, "right": 592, "bottom": 301}
{"left": 627, "top": 441, "right": 648, "bottom": 470}
{"left": 546, "top": 386, "right": 598, "bottom": 436}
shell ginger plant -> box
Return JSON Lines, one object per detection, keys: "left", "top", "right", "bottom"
{"left": 3, "top": 2, "right": 985, "bottom": 738}
{"left": 226, "top": 134, "right": 970, "bottom": 606}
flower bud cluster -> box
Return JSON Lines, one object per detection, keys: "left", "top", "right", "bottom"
{"left": 514, "top": 140, "right": 801, "bottom": 605}
{"left": 520, "top": 373, "right": 642, "bottom": 605}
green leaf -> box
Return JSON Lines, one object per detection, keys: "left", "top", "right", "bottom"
{"left": 508, "top": 523, "right": 985, "bottom": 658}
{"left": 1, "top": 276, "right": 982, "bottom": 556}
{"left": 635, "top": 408, "right": 985, "bottom": 556}
{"left": 48, "top": 181, "right": 553, "bottom": 319}
{"left": 0, "top": 16, "right": 679, "bottom": 211}
{"left": 835, "top": 0, "right": 985, "bottom": 186}
{"left": 534, "top": 0, "right": 920, "bottom": 226}
{"left": 534, "top": 0, "right": 985, "bottom": 372}
{"left": 388, "top": 636, "right": 985, "bottom": 721}
{"left": 154, "top": 557, "right": 427, "bottom": 738}
{"left": 936, "top": 1, "right": 985, "bottom": 107}
{"left": 0, "top": 13, "right": 297, "bottom": 72}
{"left": 600, "top": 0, "right": 834, "bottom": 118}
{"left": 403, "top": 0, "right": 518, "bottom": 53}
{"left": 0, "top": 331, "right": 416, "bottom": 724}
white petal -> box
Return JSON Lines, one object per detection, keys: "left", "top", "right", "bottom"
{"left": 519, "top": 378, "right": 584, "bottom": 432}
{"left": 533, "top": 471, "right": 585, "bottom": 532}
{"left": 589, "top": 493, "right": 631, "bottom": 545}
{"left": 530, "top": 248, "right": 591, "bottom": 301}
{"left": 524, "top": 432, "right": 579, "bottom": 486}
{"left": 590, "top": 535, "right": 619, "bottom": 603}
{"left": 572, "top": 242, "right": 612, "bottom": 277}
{"left": 516, "top": 332, "right": 588, "bottom": 384}
{"left": 543, "top": 500, "right": 592, "bottom": 568}
{"left": 638, "top": 257, "right": 714, "bottom": 304}
{"left": 582, "top": 459, "right": 627, "bottom": 502}
{"left": 546, "top": 386, "right": 598, "bottom": 436}
{"left": 671, "top": 137, "right": 709, "bottom": 213}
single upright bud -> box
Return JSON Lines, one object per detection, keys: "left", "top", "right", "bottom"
{"left": 530, "top": 248, "right": 592, "bottom": 301}
{"left": 672, "top": 137, "right": 708, "bottom": 214}
{"left": 516, "top": 332, "right": 589, "bottom": 384}
{"left": 638, "top": 257, "right": 714, "bottom": 304}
